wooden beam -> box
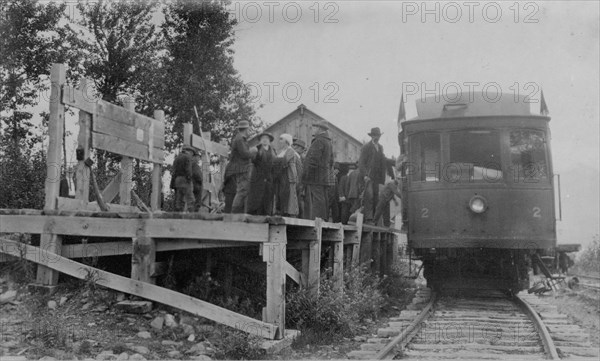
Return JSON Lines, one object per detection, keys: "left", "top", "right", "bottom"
{"left": 92, "top": 133, "right": 165, "bottom": 163}
{"left": 131, "top": 190, "right": 151, "bottom": 213}
{"left": 352, "top": 213, "right": 364, "bottom": 267}
{"left": 307, "top": 218, "right": 323, "bottom": 295}
{"left": 0, "top": 215, "right": 270, "bottom": 242}
{"left": 0, "top": 238, "right": 278, "bottom": 339}
{"left": 100, "top": 172, "right": 122, "bottom": 203}
{"left": 284, "top": 261, "right": 302, "bottom": 285}
{"left": 322, "top": 228, "right": 344, "bottom": 242}
{"left": 151, "top": 110, "right": 164, "bottom": 211}
{"left": 75, "top": 79, "right": 92, "bottom": 205}
{"left": 37, "top": 63, "right": 66, "bottom": 286}
{"left": 372, "top": 232, "right": 381, "bottom": 274}
{"left": 57, "top": 197, "right": 139, "bottom": 213}
{"left": 119, "top": 98, "right": 135, "bottom": 207}
{"left": 61, "top": 83, "right": 96, "bottom": 114}
{"left": 263, "top": 225, "right": 286, "bottom": 339}
{"left": 95, "top": 98, "right": 165, "bottom": 141}
{"left": 332, "top": 228, "right": 344, "bottom": 291}
{"left": 190, "top": 131, "right": 229, "bottom": 158}
{"left": 131, "top": 218, "right": 156, "bottom": 284}
{"left": 94, "top": 113, "right": 164, "bottom": 149}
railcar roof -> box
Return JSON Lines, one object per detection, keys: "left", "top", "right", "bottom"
{"left": 408, "top": 92, "right": 547, "bottom": 121}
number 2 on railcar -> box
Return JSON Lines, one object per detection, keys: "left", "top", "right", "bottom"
{"left": 398, "top": 92, "right": 558, "bottom": 291}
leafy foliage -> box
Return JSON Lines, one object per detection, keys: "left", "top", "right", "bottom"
{"left": 575, "top": 235, "right": 600, "bottom": 275}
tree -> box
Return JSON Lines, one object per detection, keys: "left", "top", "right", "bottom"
{"left": 0, "top": 0, "right": 79, "bottom": 145}
{"left": 161, "top": 0, "right": 262, "bottom": 148}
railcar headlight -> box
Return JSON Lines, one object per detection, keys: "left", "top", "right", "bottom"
{"left": 469, "top": 195, "right": 487, "bottom": 214}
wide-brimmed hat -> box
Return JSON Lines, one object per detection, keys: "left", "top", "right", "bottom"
{"left": 257, "top": 131, "right": 274, "bottom": 142}
{"left": 292, "top": 139, "right": 306, "bottom": 149}
{"left": 182, "top": 145, "right": 196, "bottom": 154}
{"left": 237, "top": 120, "right": 250, "bottom": 129}
{"left": 312, "top": 120, "right": 329, "bottom": 130}
{"left": 368, "top": 127, "right": 383, "bottom": 136}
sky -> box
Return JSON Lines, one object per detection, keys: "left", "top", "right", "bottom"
{"left": 227, "top": 0, "right": 600, "bottom": 245}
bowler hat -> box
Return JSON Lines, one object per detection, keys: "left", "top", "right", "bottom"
{"left": 312, "top": 120, "right": 329, "bottom": 130}
{"left": 293, "top": 139, "right": 306, "bottom": 149}
{"left": 237, "top": 120, "right": 250, "bottom": 129}
{"left": 368, "top": 127, "right": 383, "bottom": 136}
{"left": 257, "top": 131, "right": 274, "bottom": 142}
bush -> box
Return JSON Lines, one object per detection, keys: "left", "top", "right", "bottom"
{"left": 212, "top": 327, "right": 264, "bottom": 360}
{"left": 286, "top": 264, "right": 386, "bottom": 345}
{"left": 575, "top": 235, "right": 600, "bottom": 275}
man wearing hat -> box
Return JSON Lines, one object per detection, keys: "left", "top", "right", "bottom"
{"left": 358, "top": 127, "right": 395, "bottom": 224}
{"left": 292, "top": 138, "right": 306, "bottom": 217}
{"left": 301, "top": 120, "right": 333, "bottom": 220}
{"left": 171, "top": 144, "right": 196, "bottom": 212}
{"left": 226, "top": 120, "right": 257, "bottom": 213}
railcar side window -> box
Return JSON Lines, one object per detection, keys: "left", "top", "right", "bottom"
{"left": 448, "top": 130, "right": 503, "bottom": 182}
{"left": 510, "top": 130, "right": 548, "bottom": 182}
{"left": 410, "top": 133, "right": 440, "bottom": 182}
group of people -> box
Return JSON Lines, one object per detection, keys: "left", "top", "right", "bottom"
{"left": 171, "top": 120, "right": 403, "bottom": 227}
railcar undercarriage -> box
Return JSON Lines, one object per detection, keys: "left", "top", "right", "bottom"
{"left": 415, "top": 248, "right": 533, "bottom": 291}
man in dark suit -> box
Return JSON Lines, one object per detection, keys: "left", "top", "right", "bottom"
{"left": 301, "top": 120, "right": 333, "bottom": 220}
{"left": 226, "top": 120, "right": 257, "bottom": 213}
{"left": 358, "top": 127, "right": 395, "bottom": 224}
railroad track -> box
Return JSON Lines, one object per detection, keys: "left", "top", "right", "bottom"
{"left": 348, "top": 288, "right": 599, "bottom": 360}
{"left": 570, "top": 274, "right": 600, "bottom": 291}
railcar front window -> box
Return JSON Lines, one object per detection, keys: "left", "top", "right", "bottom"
{"left": 448, "top": 130, "right": 503, "bottom": 182}
{"left": 410, "top": 133, "right": 440, "bottom": 182}
{"left": 510, "top": 130, "right": 548, "bottom": 182}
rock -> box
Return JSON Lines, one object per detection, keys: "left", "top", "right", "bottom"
{"left": 181, "top": 324, "right": 195, "bottom": 336}
{"left": 115, "top": 353, "right": 129, "bottom": 361}
{"left": 115, "top": 301, "right": 152, "bottom": 314}
{"left": 128, "top": 354, "right": 146, "bottom": 361}
{"left": 190, "top": 356, "right": 212, "bottom": 361}
{"left": 179, "top": 316, "right": 194, "bottom": 326}
{"left": 116, "top": 293, "right": 125, "bottom": 302}
{"left": 47, "top": 300, "right": 57, "bottom": 310}
{"left": 93, "top": 304, "right": 108, "bottom": 312}
{"left": 164, "top": 314, "right": 177, "bottom": 328}
{"left": 186, "top": 342, "right": 208, "bottom": 355}
{"left": 0, "top": 290, "right": 17, "bottom": 304}
{"left": 87, "top": 323, "right": 96, "bottom": 327}
{"left": 60, "top": 296, "right": 68, "bottom": 306}
{"left": 128, "top": 346, "right": 149, "bottom": 355}
{"left": 38, "top": 356, "right": 57, "bottom": 361}
{"left": 150, "top": 316, "right": 164, "bottom": 330}
{"left": 354, "top": 336, "right": 367, "bottom": 342}
{"left": 161, "top": 340, "right": 182, "bottom": 346}
{"left": 95, "top": 351, "right": 116, "bottom": 360}
{"left": 126, "top": 317, "right": 136, "bottom": 323}
{"left": 82, "top": 302, "right": 93, "bottom": 310}
{"left": 196, "top": 325, "right": 214, "bottom": 333}
{"left": 167, "top": 350, "right": 181, "bottom": 358}
{"left": 187, "top": 334, "right": 195, "bottom": 342}
{"left": 136, "top": 331, "right": 151, "bottom": 339}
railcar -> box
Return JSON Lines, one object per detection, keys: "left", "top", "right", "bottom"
{"left": 399, "top": 92, "right": 559, "bottom": 291}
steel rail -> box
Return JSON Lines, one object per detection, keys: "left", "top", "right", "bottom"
{"left": 374, "top": 291, "right": 438, "bottom": 360}
{"left": 513, "top": 293, "right": 560, "bottom": 360}
{"left": 571, "top": 273, "right": 600, "bottom": 281}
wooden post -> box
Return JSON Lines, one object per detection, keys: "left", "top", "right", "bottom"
{"left": 360, "top": 231, "right": 373, "bottom": 266}
{"left": 119, "top": 97, "right": 134, "bottom": 206}
{"left": 263, "top": 225, "right": 286, "bottom": 339}
{"left": 183, "top": 123, "right": 193, "bottom": 146}
{"left": 301, "top": 248, "right": 310, "bottom": 289}
{"left": 151, "top": 110, "right": 164, "bottom": 211}
{"left": 352, "top": 213, "right": 364, "bottom": 267}
{"left": 332, "top": 228, "right": 344, "bottom": 292}
{"left": 385, "top": 233, "right": 395, "bottom": 275}
{"left": 36, "top": 63, "right": 66, "bottom": 286}
{"left": 307, "top": 218, "right": 323, "bottom": 295}
{"left": 372, "top": 232, "right": 381, "bottom": 275}
{"left": 75, "top": 79, "right": 91, "bottom": 205}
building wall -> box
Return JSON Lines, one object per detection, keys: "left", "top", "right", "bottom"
{"left": 251, "top": 110, "right": 363, "bottom": 164}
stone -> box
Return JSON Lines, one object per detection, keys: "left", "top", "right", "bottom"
{"left": 190, "top": 356, "right": 211, "bottom": 361}
{"left": 167, "top": 350, "right": 181, "bottom": 358}
{"left": 196, "top": 325, "right": 214, "bottom": 333}
{"left": 161, "top": 340, "right": 182, "bottom": 346}
{"left": 136, "top": 331, "right": 151, "bottom": 339}
{"left": 82, "top": 302, "right": 93, "bottom": 310}
{"left": 164, "top": 314, "right": 177, "bottom": 328}
{"left": 179, "top": 316, "right": 194, "bottom": 326}
{"left": 115, "top": 301, "right": 152, "bottom": 314}
{"left": 126, "top": 317, "right": 136, "bottom": 323}
{"left": 38, "top": 356, "right": 57, "bottom": 361}
{"left": 187, "top": 342, "right": 209, "bottom": 355}
{"left": 2, "top": 357, "right": 27, "bottom": 361}
{"left": 181, "top": 324, "right": 195, "bottom": 336}
{"left": 47, "top": 300, "right": 57, "bottom": 310}
{"left": 128, "top": 346, "right": 149, "bottom": 355}
{"left": 0, "top": 290, "right": 17, "bottom": 304}
{"left": 60, "top": 296, "right": 68, "bottom": 306}
{"left": 187, "top": 334, "right": 196, "bottom": 342}
{"left": 115, "top": 353, "right": 129, "bottom": 361}
{"left": 129, "top": 354, "right": 146, "bottom": 361}
{"left": 116, "top": 293, "right": 125, "bottom": 302}
{"left": 95, "top": 351, "right": 116, "bottom": 360}
{"left": 354, "top": 336, "right": 367, "bottom": 342}
{"left": 150, "top": 316, "right": 164, "bottom": 330}
{"left": 93, "top": 305, "right": 108, "bottom": 312}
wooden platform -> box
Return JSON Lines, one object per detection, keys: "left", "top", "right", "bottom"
{"left": 0, "top": 208, "right": 400, "bottom": 340}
